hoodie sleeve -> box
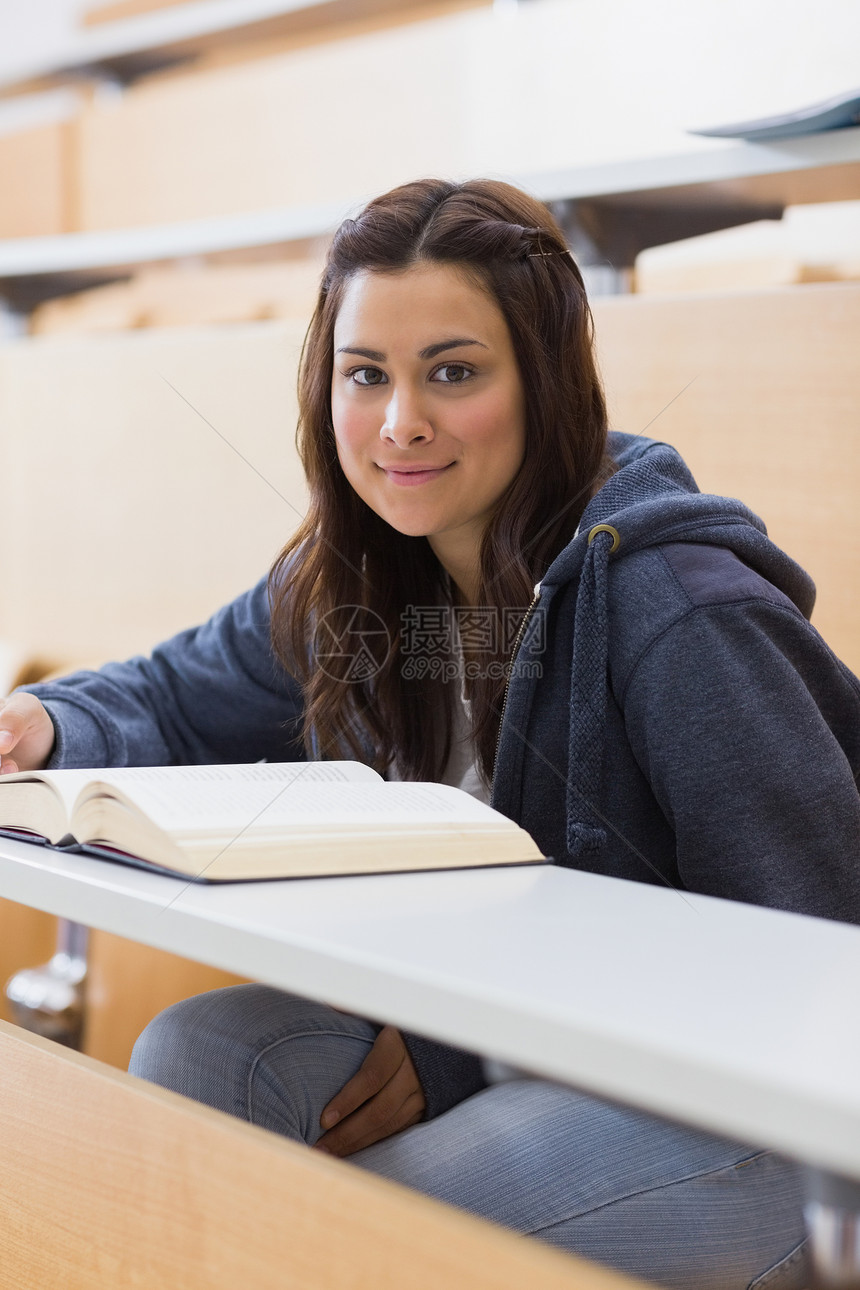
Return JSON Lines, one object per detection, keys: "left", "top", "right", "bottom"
{"left": 401, "top": 1033, "right": 488, "bottom": 1121}
{"left": 18, "top": 578, "right": 306, "bottom": 769}
{"left": 622, "top": 595, "right": 860, "bottom": 923}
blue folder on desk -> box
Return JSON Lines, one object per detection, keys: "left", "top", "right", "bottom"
{"left": 691, "top": 88, "right": 860, "bottom": 141}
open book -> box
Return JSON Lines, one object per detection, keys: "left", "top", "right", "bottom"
{"left": 0, "top": 761, "right": 544, "bottom": 882}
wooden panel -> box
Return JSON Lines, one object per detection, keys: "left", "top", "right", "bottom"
{"left": 0, "top": 899, "right": 58, "bottom": 1026}
{"left": 635, "top": 253, "right": 845, "bottom": 294}
{"left": 83, "top": 932, "right": 248, "bottom": 1068}
{"left": 591, "top": 282, "right": 860, "bottom": 673}
{"left": 75, "top": 15, "right": 477, "bottom": 229}
{"left": 0, "top": 1020, "right": 652, "bottom": 1290}
{"left": 83, "top": 0, "right": 194, "bottom": 22}
{"left": 82, "top": 0, "right": 482, "bottom": 45}
{"left": 157, "top": 1, "right": 487, "bottom": 87}
{"left": 0, "top": 121, "right": 74, "bottom": 238}
{"left": 634, "top": 212, "right": 860, "bottom": 295}
{"left": 29, "top": 257, "right": 324, "bottom": 334}
{"left": 0, "top": 319, "right": 308, "bottom": 661}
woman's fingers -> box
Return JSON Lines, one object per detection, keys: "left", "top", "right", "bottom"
{"left": 321, "top": 1025, "right": 405, "bottom": 1121}
{"left": 0, "top": 694, "right": 57, "bottom": 771}
{"left": 315, "top": 1025, "right": 426, "bottom": 1157}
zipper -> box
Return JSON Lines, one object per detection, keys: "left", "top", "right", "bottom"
{"left": 491, "top": 581, "right": 542, "bottom": 786}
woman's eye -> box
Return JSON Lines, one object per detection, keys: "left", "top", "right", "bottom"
{"left": 431, "top": 363, "right": 473, "bottom": 384}
{"left": 350, "top": 367, "right": 387, "bottom": 386}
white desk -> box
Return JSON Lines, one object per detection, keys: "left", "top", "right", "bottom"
{"left": 2, "top": 833, "right": 859, "bottom": 1184}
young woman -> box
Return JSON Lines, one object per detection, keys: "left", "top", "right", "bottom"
{"left": 3, "top": 178, "right": 860, "bottom": 1289}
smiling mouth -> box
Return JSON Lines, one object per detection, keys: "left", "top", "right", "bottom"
{"left": 379, "top": 463, "right": 455, "bottom": 486}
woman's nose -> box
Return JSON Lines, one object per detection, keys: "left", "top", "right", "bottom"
{"left": 381, "top": 389, "right": 434, "bottom": 447}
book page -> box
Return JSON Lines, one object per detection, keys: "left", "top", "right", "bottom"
{"left": 0, "top": 762, "right": 375, "bottom": 830}
{"left": 82, "top": 762, "right": 379, "bottom": 789}
{"left": 87, "top": 775, "right": 511, "bottom": 835}
{"left": 0, "top": 767, "right": 104, "bottom": 824}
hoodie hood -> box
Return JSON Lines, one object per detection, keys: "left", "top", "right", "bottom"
{"left": 505, "top": 432, "right": 816, "bottom": 862}
{"left": 544, "top": 432, "right": 815, "bottom": 615}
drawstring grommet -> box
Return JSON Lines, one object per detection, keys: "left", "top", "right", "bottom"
{"left": 587, "top": 524, "right": 620, "bottom": 553}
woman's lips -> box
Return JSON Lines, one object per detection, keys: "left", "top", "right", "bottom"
{"left": 379, "top": 463, "right": 455, "bottom": 487}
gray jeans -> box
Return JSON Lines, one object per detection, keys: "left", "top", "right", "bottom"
{"left": 129, "top": 984, "right": 808, "bottom": 1290}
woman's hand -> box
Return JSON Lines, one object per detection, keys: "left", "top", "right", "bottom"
{"left": 0, "top": 694, "right": 57, "bottom": 774}
{"left": 314, "top": 1025, "right": 426, "bottom": 1157}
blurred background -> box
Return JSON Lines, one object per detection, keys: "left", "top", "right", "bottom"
{"left": 0, "top": 0, "right": 859, "bottom": 1062}
{"left": 1, "top": 0, "right": 859, "bottom": 658}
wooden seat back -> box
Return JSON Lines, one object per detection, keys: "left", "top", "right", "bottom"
{"left": 0, "top": 1019, "right": 653, "bottom": 1290}
{"left": 592, "top": 282, "right": 860, "bottom": 674}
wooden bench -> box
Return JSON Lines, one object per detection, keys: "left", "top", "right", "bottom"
{"left": 0, "top": 1019, "right": 653, "bottom": 1289}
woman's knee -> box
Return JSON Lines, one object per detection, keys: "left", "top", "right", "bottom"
{"left": 129, "top": 984, "right": 292, "bottom": 1106}
{"left": 128, "top": 984, "right": 380, "bottom": 1140}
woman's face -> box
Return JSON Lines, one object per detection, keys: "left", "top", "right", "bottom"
{"left": 331, "top": 262, "right": 526, "bottom": 593}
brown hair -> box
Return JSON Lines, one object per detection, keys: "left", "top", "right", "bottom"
{"left": 269, "top": 177, "right": 611, "bottom": 783}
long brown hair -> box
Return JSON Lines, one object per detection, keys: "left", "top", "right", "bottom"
{"left": 269, "top": 178, "right": 611, "bottom": 783}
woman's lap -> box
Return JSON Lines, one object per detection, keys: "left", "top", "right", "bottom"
{"left": 358, "top": 1083, "right": 807, "bottom": 1288}
{"left": 129, "top": 984, "right": 807, "bottom": 1290}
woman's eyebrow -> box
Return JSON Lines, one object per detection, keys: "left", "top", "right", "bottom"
{"left": 335, "top": 339, "right": 488, "bottom": 362}
{"left": 336, "top": 346, "right": 385, "bottom": 360}
{"left": 419, "top": 338, "right": 488, "bottom": 360}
